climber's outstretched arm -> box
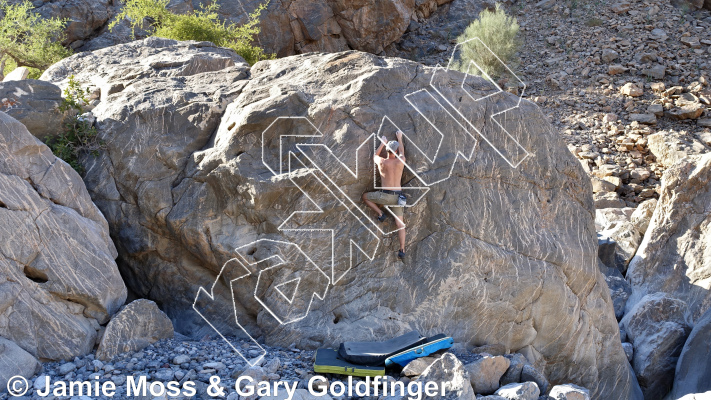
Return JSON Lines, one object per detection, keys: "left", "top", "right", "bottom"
{"left": 395, "top": 130, "right": 405, "bottom": 159}
{"left": 374, "top": 135, "right": 387, "bottom": 162}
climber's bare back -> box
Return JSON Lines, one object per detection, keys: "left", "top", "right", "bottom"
{"left": 376, "top": 155, "right": 405, "bottom": 190}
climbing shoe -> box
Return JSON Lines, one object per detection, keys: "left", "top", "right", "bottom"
{"left": 377, "top": 213, "right": 388, "bottom": 223}
{"left": 398, "top": 250, "right": 405, "bottom": 259}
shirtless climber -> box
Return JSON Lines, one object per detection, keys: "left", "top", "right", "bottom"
{"left": 361, "top": 130, "right": 407, "bottom": 259}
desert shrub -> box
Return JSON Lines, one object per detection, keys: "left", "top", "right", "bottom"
{"left": 0, "top": 0, "right": 71, "bottom": 78}
{"left": 46, "top": 76, "right": 105, "bottom": 174}
{"left": 110, "top": 0, "right": 273, "bottom": 65}
{"left": 452, "top": 4, "right": 521, "bottom": 79}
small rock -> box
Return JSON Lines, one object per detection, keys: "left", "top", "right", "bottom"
{"left": 642, "top": 65, "right": 666, "bottom": 79}
{"left": 603, "top": 113, "right": 618, "bottom": 123}
{"left": 665, "top": 104, "right": 705, "bottom": 120}
{"left": 549, "top": 384, "right": 591, "bottom": 400}
{"left": 173, "top": 354, "right": 191, "bottom": 365}
{"left": 697, "top": 119, "right": 711, "bottom": 128}
{"left": 647, "top": 104, "right": 664, "bottom": 117}
{"left": 521, "top": 365, "right": 549, "bottom": 393}
{"left": 592, "top": 177, "right": 617, "bottom": 193}
{"left": 59, "top": 362, "right": 77, "bottom": 375}
{"left": 608, "top": 64, "right": 628, "bottom": 75}
{"left": 610, "top": 2, "right": 631, "bottom": 13}
{"left": 465, "top": 355, "right": 511, "bottom": 394}
{"left": 622, "top": 342, "right": 634, "bottom": 362}
{"left": 264, "top": 357, "right": 281, "bottom": 374}
{"left": 154, "top": 368, "right": 175, "bottom": 381}
{"left": 630, "top": 113, "right": 657, "bottom": 125}
{"left": 620, "top": 83, "right": 643, "bottom": 97}
{"left": 595, "top": 192, "right": 626, "bottom": 209}
{"left": 680, "top": 37, "right": 701, "bottom": 48}
{"left": 495, "top": 382, "right": 540, "bottom": 400}
{"left": 500, "top": 353, "right": 528, "bottom": 386}
{"left": 650, "top": 82, "right": 666, "bottom": 92}
{"left": 401, "top": 356, "right": 437, "bottom": 377}
{"left": 650, "top": 28, "right": 667, "bottom": 41}
{"left": 602, "top": 49, "right": 620, "bottom": 63}
{"left": 96, "top": 299, "right": 174, "bottom": 361}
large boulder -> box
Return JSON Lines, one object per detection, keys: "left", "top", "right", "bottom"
{"left": 40, "top": 37, "right": 251, "bottom": 334}
{"left": 626, "top": 154, "right": 711, "bottom": 324}
{"left": 96, "top": 299, "right": 174, "bottom": 361}
{"left": 42, "top": 40, "right": 641, "bottom": 399}
{"left": 620, "top": 293, "right": 691, "bottom": 400}
{"left": 0, "top": 111, "right": 126, "bottom": 361}
{"left": 0, "top": 337, "right": 41, "bottom": 393}
{"left": 668, "top": 307, "right": 711, "bottom": 399}
{"left": 0, "top": 80, "right": 64, "bottom": 140}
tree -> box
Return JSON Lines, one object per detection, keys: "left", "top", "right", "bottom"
{"left": 110, "top": 0, "right": 273, "bottom": 65}
{"left": 0, "top": 0, "right": 71, "bottom": 78}
{"left": 453, "top": 4, "right": 521, "bottom": 80}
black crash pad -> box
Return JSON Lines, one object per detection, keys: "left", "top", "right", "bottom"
{"left": 338, "top": 330, "right": 428, "bottom": 366}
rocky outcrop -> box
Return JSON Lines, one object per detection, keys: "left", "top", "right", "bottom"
{"left": 620, "top": 293, "right": 691, "bottom": 400}
{"left": 0, "top": 111, "right": 126, "bottom": 361}
{"left": 41, "top": 39, "right": 640, "bottom": 399}
{"left": 12, "top": 0, "right": 454, "bottom": 57}
{"left": 668, "top": 306, "right": 711, "bottom": 399}
{"left": 0, "top": 80, "right": 64, "bottom": 140}
{"left": 166, "top": 0, "right": 455, "bottom": 57}
{"left": 96, "top": 299, "right": 174, "bottom": 361}
{"left": 626, "top": 154, "right": 711, "bottom": 324}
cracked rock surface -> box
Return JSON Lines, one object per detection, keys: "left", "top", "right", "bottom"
{"left": 0, "top": 111, "right": 126, "bottom": 361}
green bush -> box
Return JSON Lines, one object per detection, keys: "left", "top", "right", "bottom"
{"left": 110, "top": 0, "right": 273, "bottom": 65}
{"left": 453, "top": 4, "right": 521, "bottom": 79}
{"left": 46, "top": 76, "right": 105, "bottom": 174}
{"left": 0, "top": 0, "right": 71, "bottom": 78}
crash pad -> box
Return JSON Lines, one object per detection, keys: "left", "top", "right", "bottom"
{"left": 385, "top": 334, "right": 453, "bottom": 367}
{"left": 338, "top": 330, "right": 427, "bottom": 366}
{"left": 313, "top": 348, "right": 385, "bottom": 377}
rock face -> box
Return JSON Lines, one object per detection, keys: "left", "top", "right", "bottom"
{"left": 620, "top": 293, "right": 691, "bottom": 400}
{"left": 96, "top": 299, "right": 174, "bottom": 361}
{"left": 166, "top": 0, "right": 455, "bottom": 57}
{"left": 12, "top": 0, "right": 453, "bottom": 57}
{"left": 42, "top": 40, "right": 640, "bottom": 399}
{"left": 0, "top": 337, "right": 41, "bottom": 393}
{"left": 0, "top": 111, "right": 126, "bottom": 361}
{"left": 0, "top": 80, "right": 64, "bottom": 140}
{"left": 626, "top": 154, "right": 711, "bottom": 324}
{"left": 668, "top": 306, "right": 711, "bottom": 399}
